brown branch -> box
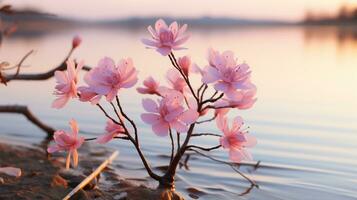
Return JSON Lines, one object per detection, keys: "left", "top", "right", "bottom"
{"left": 116, "top": 96, "right": 138, "bottom": 144}
{"left": 176, "top": 132, "right": 180, "bottom": 153}
{"left": 186, "top": 144, "right": 221, "bottom": 151}
{"left": 191, "top": 132, "right": 221, "bottom": 137}
{"left": 195, "top": 116, "right": 217, "bottom": 124}
{"left": 169, "top": 52, "right": 199, "bottom": 102}
{"left": 187, "top": 148, "right": 258, "bottom": 187}
{"left": 96, "top": 103, "right": 120, "bottom": 125}
{"left": 84, "top": 136, "right": 129, "bottom": 141}
{"left": 112, "top": 97, "right": 160, "bottom": 181}
{"left": 169, "top": 128, "right": 174, "bottom": 164}
{"left": 14, "top": 49, "right": 34, "bottom": 77}
{"left": 4, "top": 47, "right": 91, "bottom": 82}
{"left": 201, "top": 92, "right": 224, "bottom": 105}
{"left": 0, "top": 105, "right": 55, "bottom": 137}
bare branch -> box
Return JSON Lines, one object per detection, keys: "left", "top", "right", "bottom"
{"left": 0, "top": 105, "right": 55, "bottom": 137}
{"left": 96, "top": 103, "right": 120, "bottom": 125}
{"left": 169, "top": 52, "right": 199, "bottom": 102}
{"left": 84, "top": 136, "right": 129, "bottom": 141}
{"left": 14, "top": 49, "right": 34, "bottom": 77}
{"left": 176, "top": 132, "right": 180, "bottom": 153}
{"left": 3, "top": 48, "right": 91, "bottom": 83}
{"left": 187, "top": 148, "right": 258, "bottom": 187}
{"left": 169, "top": 128, "right": 174, "bottom": 164}
{"left": 186, "top": 144, "right": 221, "bottom": 151}
{"left": 116, "top": 96, "right": 138, "bottom": 143}
{"left": 191, "top": 132, "right": 221, "bottom": 137}
{"left": 195, "top": 116, "right": 217, "bottom": 124}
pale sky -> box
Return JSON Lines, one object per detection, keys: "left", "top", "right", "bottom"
{"left": 4, "top": 0, "right": 357, "bottom": 21}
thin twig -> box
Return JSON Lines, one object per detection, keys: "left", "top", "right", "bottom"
{"left": 196, "top": 116, "right": 217, "bottom": 124}
{"left": 191, "top": 132, "right": 221, "bottom": 137}
{"left": 84, "top": 136, "right": 129, "bottom": 141}
{"left": 0, "top": 105, "right": 55, "bottom": 137}
{"left": 201, "top": 93, "right": 224, "bottom": 105}
{"left": 14, "top": 49, "right": 34, "bottom": 77}
{"left": 169, "top": 128, "right": 174, "bottom": 164}
{"left": 63, "top": 151, "right": 119, "bottom": 200}
{"left": 200, "top": 84, "right": 208, "bottom": 102}
{"left": 110, "top": 102, "right": 121, "bottom": 121}
{"left": 196, "top": 83, "right": 205, "bottom": 98}
{"left": 116, "top": 96, "right": 138, "bottom": 144}
{"left": 96, "top": 103, "right": 120, "bottom": 125}
{"left": 188, "top": 148, "right": 258, "bottom": 187}
{"left": 169, "top": 52, "right": 199, "bottom": 102}
{"left": 186, "top": 144, "right": 221, "bottom": 151}
{"left": 176, "top": 132, "right": 180, "bottom": 153}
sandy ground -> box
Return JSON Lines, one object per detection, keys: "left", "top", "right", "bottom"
{"left": 0, "top": 142, "right": 183, "bottom": 200}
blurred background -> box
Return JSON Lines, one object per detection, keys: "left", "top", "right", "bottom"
{"left": 0, "top": 1, "right": 357, "bottom": 199}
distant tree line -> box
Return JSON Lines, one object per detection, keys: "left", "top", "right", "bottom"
{"left": 304, "top": 4, "right": 357, "bottom": 25}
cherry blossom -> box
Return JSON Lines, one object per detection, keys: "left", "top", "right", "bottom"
{"left": 141, "top": 91, "right": 198, "bottom": 136}
{"left": 47, "top": 119, "right": 85, "bottom": 169}
{"left": 78, "top": 57, "right": 138, "bottom": 103}
{"left": 216, "top": 115, "right": 256, "bottom": 162}
{"left": 137, "top": 76, "right": 160, "bottom": 95}
{"left": 97, "top": 120, "right": 125, "bottom": 144}
{"left": 52, "top": 59, "right": 83, "bottom": 109}
{"left": 142, "top": 19, "right": 189, "bottom": 56}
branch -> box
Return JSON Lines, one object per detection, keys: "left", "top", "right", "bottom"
{"left": 84, "top": 136, "right": 129, "bottom": 141}
{"left": 187, "top": 148, "right": 258, "bottom": 187}
{"left": 96, "top": 103, "right": 120, "bottom": 125}
{"left": 0, "top": 105, "right": 55, "bottom": 137}
{"left": 113, "top": 97, "right": 160, "bottom": 181}
{"left": 169, "top": 128, "right": 174, "bottom": 164}
{"left": 116, "top": 96, "right": 138, "bottom": 144}
{"left": 4, "top": 48, "right": 91, "bottom": 82}
{"left": 200, "top": 84, "right": 208, "bottom": 102}
{"left": 186, "top": 144, "right": 221, "bottom": 151}
{"left": 191, "top": 132, "right": 221, "bottom": 137}
{"left": 169, "top": 52, "right": 199, "bottom": 102}
{"left": 14, "top": 49, "right": 34, "bottom": 77}
{"left": 176, "top": 132, "right": 180, "bottom": 153}
{"left": 190, "top": 149, "right": 258, "bottom": 186}
{"left": 201, "top": 92, "right": 224, "bottom": 105}
{"left": 195, "top": 116, "right": 217, "bottom": 124}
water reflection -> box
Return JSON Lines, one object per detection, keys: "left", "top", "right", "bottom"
{"left": 1, "top": 25, "right": 357, "bottom": 199}
{"left": 304, "top": 26, "right": 357, "bottom": 54}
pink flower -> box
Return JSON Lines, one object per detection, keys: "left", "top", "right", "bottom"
{"left": 97, "top": 120, "right": 125, "bottom": 144}
{"left": 47, "top": 119, "right": 85, "bottom": 169}
{"left": 141, "top": 91, "right": 198, "bottom": 136}
{"left": 72, "top": 35, "right": 81, "bottom": 49}
{"left": 78, "top": 57, "right": 138, "bottom": 103}
{"left": 165, "top": 69, "right": 187, "bottom": 94}
{"left": 215, "top": 87, "right": 257, "bottom": 111}
{"left": 137, "top": 76, "right": 160, "bottom": 95}
{"left": 202, "top": 48, "right": 253, "bottom": 99}
{"left": 216, "top": 115, "right": 256, "bottom": 163}
{"left": 142, "top": 19, "right": 189, "bottom": 56}
{"left": 178, "top": 55, "right": 191, "bottom": 76}
{"left": 52, "top": 59, "right": 83, "bottom": 109}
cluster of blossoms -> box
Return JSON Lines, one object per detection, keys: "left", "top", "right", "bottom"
{"left": 48, "top": 19, "right": 257, "bottom": 182}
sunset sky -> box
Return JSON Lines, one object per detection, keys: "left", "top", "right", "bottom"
{"left": 4, "top": 0, "right": 357, "bottom": 21}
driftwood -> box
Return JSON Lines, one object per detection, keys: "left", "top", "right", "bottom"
{"left": 63, "top": 151, "right": 119, "bottom": 200}
{"left": 0, "top": 105, "right": 55, "bottom": 137}
{"left": 4, "top": 56, "right": 91, "bottom": 82}
{"left": 1, "top": 47, "right": 91, "bottom": 137}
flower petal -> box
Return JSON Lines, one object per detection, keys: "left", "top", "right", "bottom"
{"left": 142, "top": 98, "right": 158, "bottom": 112}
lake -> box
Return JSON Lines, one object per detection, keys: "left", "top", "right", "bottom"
{"left": 1, "top": 25, "right": 357, "bottom": 199}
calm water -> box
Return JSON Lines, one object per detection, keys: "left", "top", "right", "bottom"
{"left": 1, "top": 25, "right": 357, "bottom": 199}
